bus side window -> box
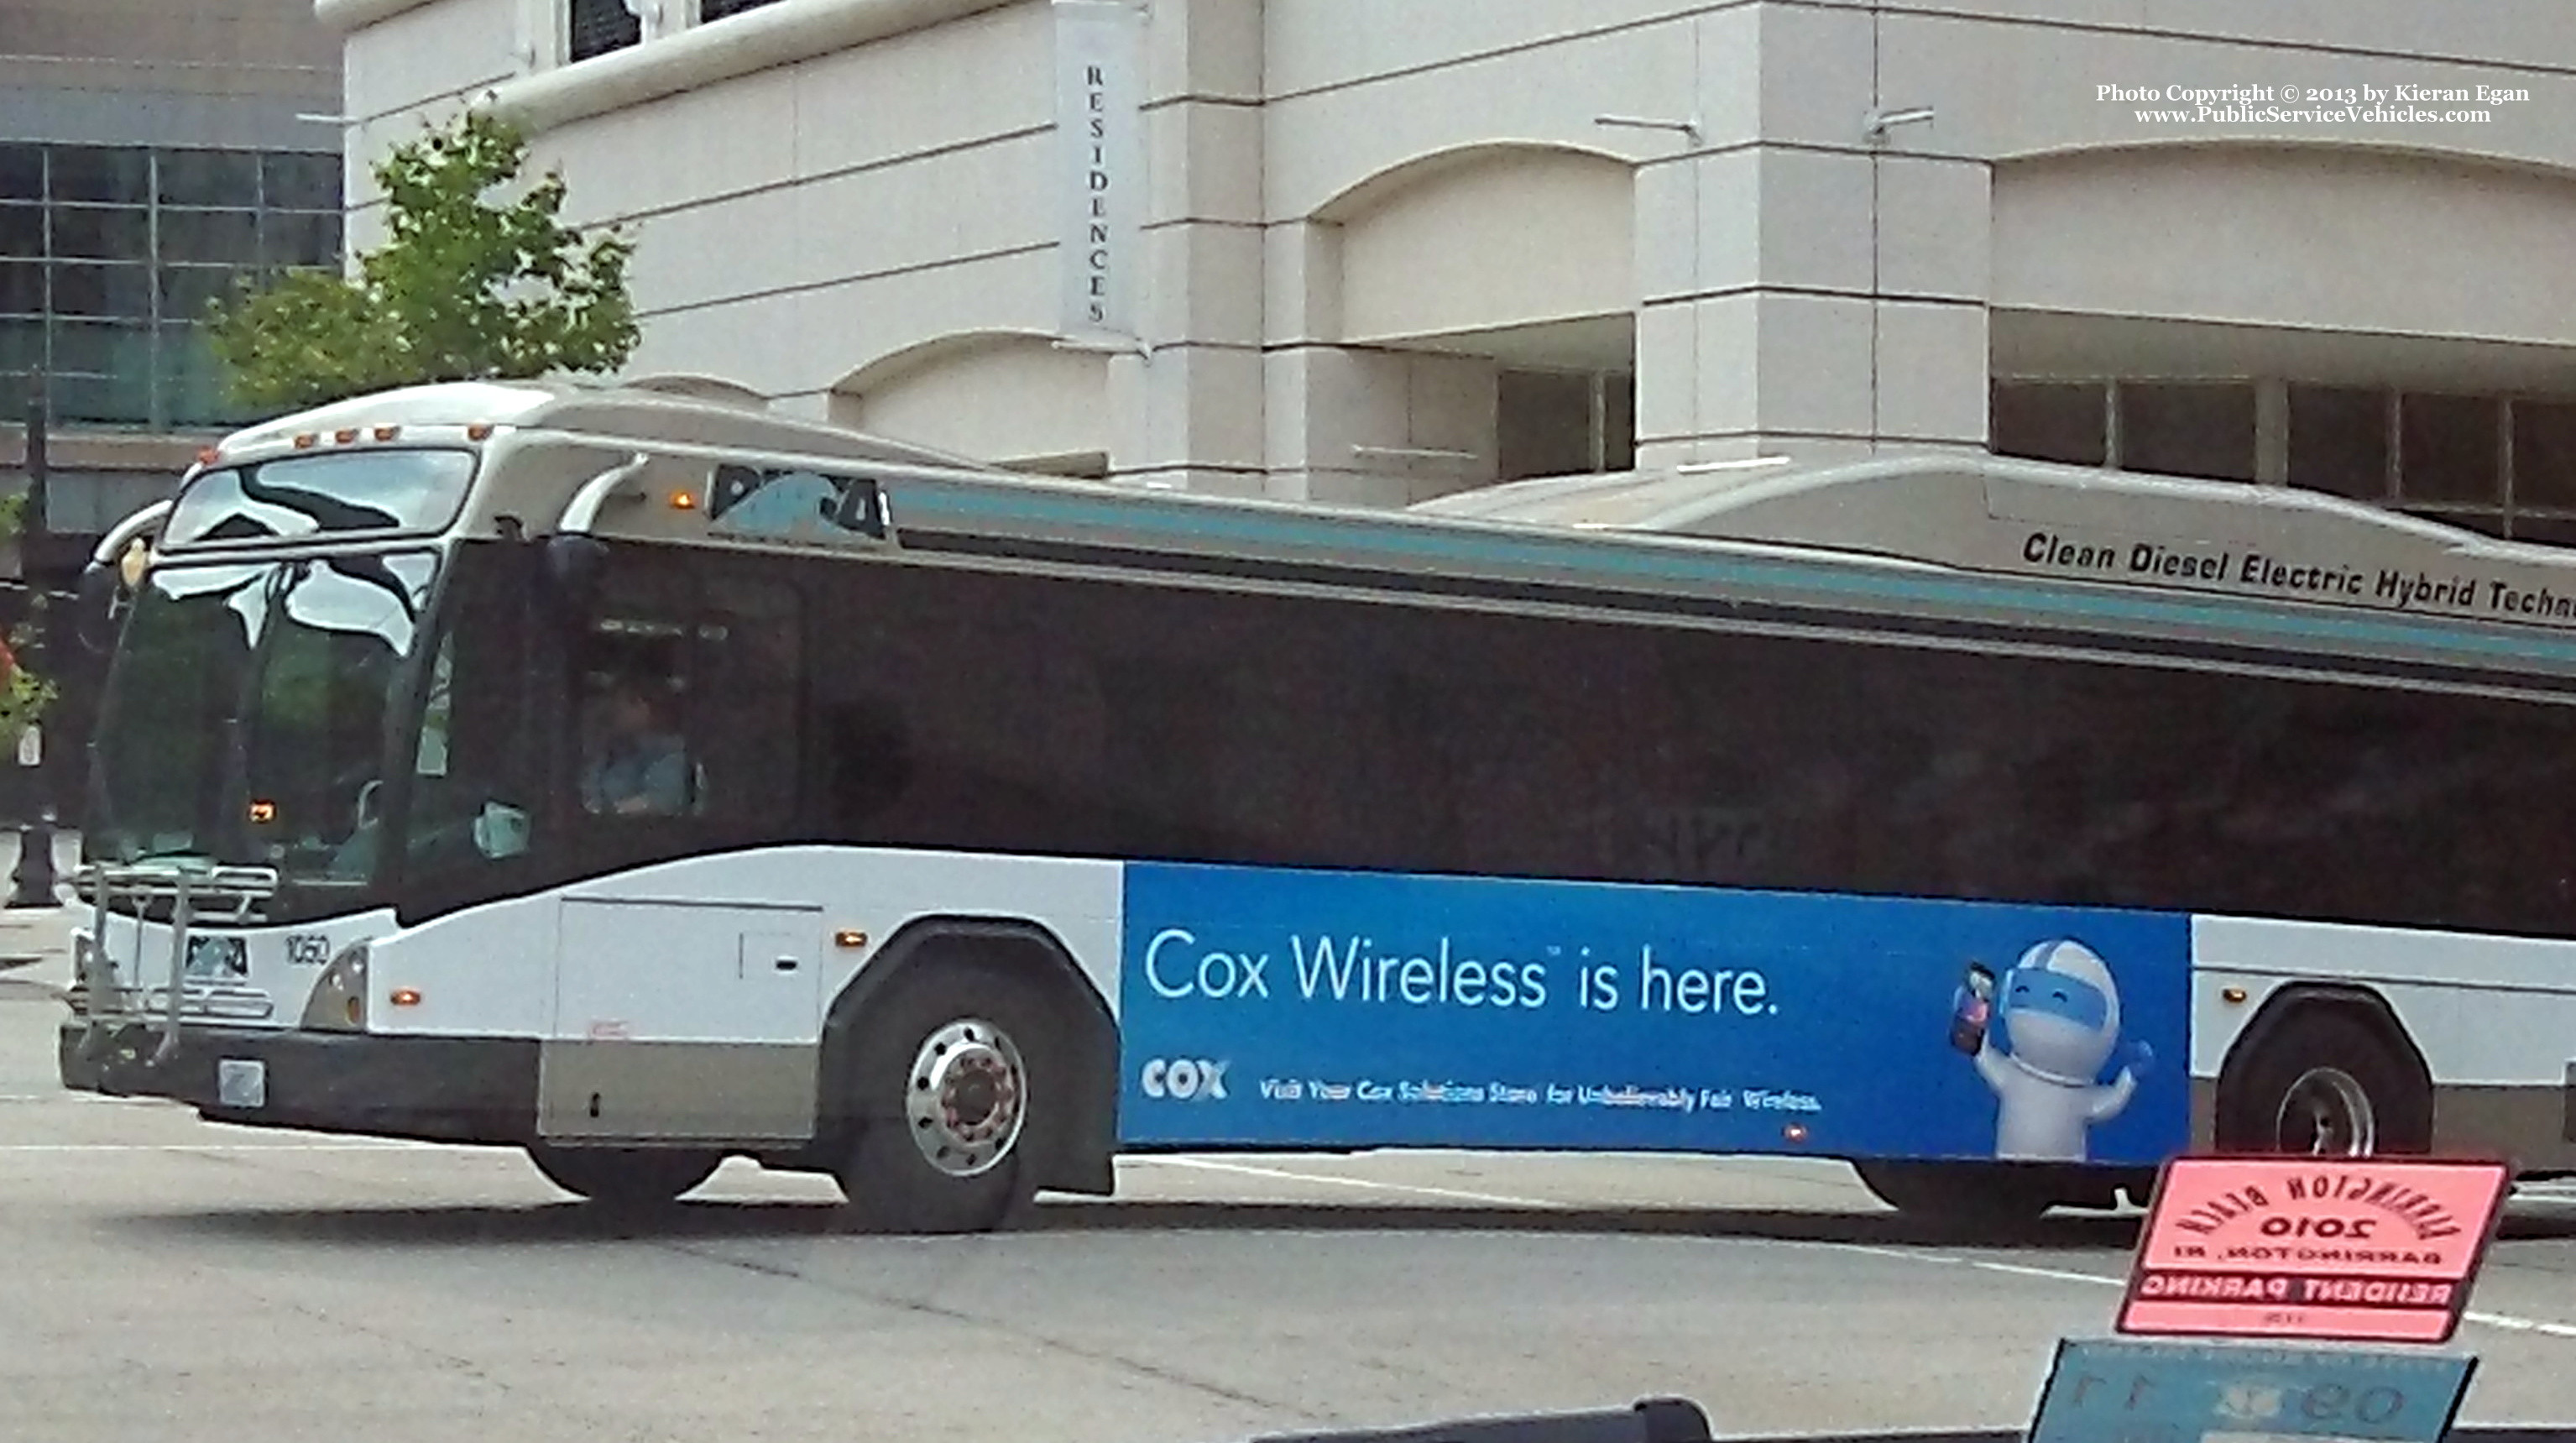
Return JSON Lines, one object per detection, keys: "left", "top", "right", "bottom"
{"left": 682, "top": 577, "right": 801, "bottom": 825}
{"left": 571, "top": 560, "right": 799, "bottom": 829}
{"left": 404, "top": 543, "right": 538, "bottom": 875}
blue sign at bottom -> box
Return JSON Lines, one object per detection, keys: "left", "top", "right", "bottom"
{"left": 2030, "top": 1339, "right": 2476, "bottom": 1443}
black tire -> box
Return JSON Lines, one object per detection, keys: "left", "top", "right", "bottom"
{"left": 1854, "top": 1160, "right": 2057, "bottom": 1222}
{"left": 833, "top": 960, "right": 1065, "bottom": 1235}
{"left": 2216, "top": 1006, "right": 2431, "bottom": 1157}
{"left": 526, "top": 1143, "right": 723, "bottom": 1207}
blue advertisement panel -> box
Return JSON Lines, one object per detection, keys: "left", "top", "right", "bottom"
{"left": 1117, "top": 864, "right": 2192, "bottom": 1164}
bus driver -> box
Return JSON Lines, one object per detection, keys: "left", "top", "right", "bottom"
{"left": 583, "top": 679, "right": 691, "bottom": 817}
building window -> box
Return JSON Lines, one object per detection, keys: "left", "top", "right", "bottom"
{"left": 0, "top": 146, "right": 38, "bottom": 201}
{"left": 1997, "top": 379, "right": 2255, "bottom": 482}
{"left": 1993, "top": 376, "right": 2576, "bottom": 542}
{"left": 1497, "top": 369, "right": 1634, "bottom": 483}
{"left": 569, "top": 0, "right": 643, "bottom": 61}
{"left": 2280, "top": 386, "right": 2576, "bottom": 541}
{"left": 0, "top": 263, "right": 38, "bottom": 315}
{"left": 2286, "top": 385, "right": 2387, "bottom": 500}
{"left": 0, "top": 142, "right": 343, "bottom": 431}
{"left": 2396, "top": 392, "right": 2500, "bottom": 506}
{"left": 2118, "top": 382, "right": 2255, "bottom": 483}
{"left": 700, "top": 0, "right": 786, "bottom": 18}
{"left": 1991, "top": 383, "right": 2106, "bottom": 467}
{"left": 46, "top": 148, "right": 150, "bottom": 207}
{"left": 157, "top": 150, "right": 260, "bottom": 208}
{"left": 260, "top": 154, "right": 342, "bottom": 212}
{"left": 2514, "top": 401, "right": 2576, "bottom": 510}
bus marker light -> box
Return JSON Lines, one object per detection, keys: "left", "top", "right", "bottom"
{"left": 834, "top": 929, "right": 868, "bottom": 949}
{"left": 345, "top": 996, "right": 363, "bottom": 1027}
{"left": 669, "top": 489, "right": 698, "bottom": 510}
{"left": 196, "top": 447, "right": 221, "bottom": 466}
{"left": 1783, "top": 1123, "right": 1809, "bottom": 1143}
{"left": 466, "top": 422, "right": 494, "bottom": 441}
{"left": 373, "top": 425, "right": 401, "bottom": 441}
{"left": 292, "top": 433, "right": 317, "bottom": 449}
{"left": 333, "top": 429, "right": 358, "bottom": 444}
{"left": 2221, "top": 986, "right": 2248, "bottom": 1004}
{"left": 390, "top": 988, "right": 421, "bottom": 1007}
{"left": 248, "top": 799, "right": 276, "bottom": 823}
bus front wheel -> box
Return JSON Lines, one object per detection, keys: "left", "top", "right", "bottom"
{"left": 835, "top": 963, "right": 1059, "bottom": 1234}
{"left": 1854, "top": 1160, "right": 2056, "bottom": 1223}
{"left": 526, "top": 1144, "right": 723, "bottom": 1208}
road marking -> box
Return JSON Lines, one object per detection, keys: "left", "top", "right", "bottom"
{"left": 1142, "top": 1160, "right": 2576, "bottom": 1344}
{"left": 2469, "top": 1311, "right": 2576, "bottom": 1339}
{"left": 0, "top": 1141, "right": 431, "bottom": 1153}
{"left": 1832, "top": 1242, "right": 2127, "bottom": 1290}
{"left": 1842, "top": 1242, "right": 2576, "bottom": 1341}
{"left": 1138, "top": 1157, "right": 1572, "bottom": 1210}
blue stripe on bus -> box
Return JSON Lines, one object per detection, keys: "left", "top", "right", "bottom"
{"left": 898, "top": 484, "right": 2576, "bottom": 671}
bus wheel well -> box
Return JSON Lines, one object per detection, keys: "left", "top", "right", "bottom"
{"left": 815, "top": 917, "right": 1118, "bottom": 1196}
{"left": 2214, "top": 984, "right": 2433, "bottom": 1153}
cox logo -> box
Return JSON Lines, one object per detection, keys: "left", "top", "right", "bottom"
{"left": 1140, "top": 1057, "right": 1230, "bottom": 1101}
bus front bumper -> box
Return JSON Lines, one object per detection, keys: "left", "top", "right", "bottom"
{"left": 58, "top": 1021, "right": 539, "bottom": 1145}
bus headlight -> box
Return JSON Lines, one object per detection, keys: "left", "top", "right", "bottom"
{"left": 298, "top": 941, "right": 370, "bottom": 1032}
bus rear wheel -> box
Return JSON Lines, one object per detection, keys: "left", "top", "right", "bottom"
{"left": 835, "top": 964, "right": 1058, "bottom": 1235}
{"left": 1854, "top": 1160, "right": 2056, "bottom": 1223}
{"left": 2217, "top": 1006, "right": 2431, "bottom": 1157}
{"left": 526, "top": 1144, "right": 723, "bottom": 1208}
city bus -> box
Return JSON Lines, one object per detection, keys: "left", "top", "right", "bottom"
{"left": 54, "top": 378, "right": 2576, "bottom": 1231}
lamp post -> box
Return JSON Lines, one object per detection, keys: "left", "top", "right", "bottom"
{"left": 6, "top": 380, "right": 56, "bottom": 907}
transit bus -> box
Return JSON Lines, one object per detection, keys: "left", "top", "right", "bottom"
{"left": 54, "top": 379, "right": 2576, "bottom": 1230}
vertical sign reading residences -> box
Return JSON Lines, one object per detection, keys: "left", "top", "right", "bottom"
{"left": 1055, "top": 0, "right": 1147, "bottom": 346}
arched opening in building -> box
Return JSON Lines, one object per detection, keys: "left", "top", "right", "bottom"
{"left": 1319, "top": 145, "right": 1638, "bottom": 496}
{"left": 828, "top": 333, "right": 1112, "bottom": 478}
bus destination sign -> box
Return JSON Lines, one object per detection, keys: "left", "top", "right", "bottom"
{"left": 2117, "top": 1157, "right": 2509, "bottom": 1344}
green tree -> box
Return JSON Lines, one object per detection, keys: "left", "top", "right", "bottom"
{"left": 208, "top": 110, "right": 640, "bottom": 411}
{"left": 0, "top": 494, "right": 58, "bottom": 751}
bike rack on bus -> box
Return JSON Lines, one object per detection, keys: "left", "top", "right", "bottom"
{"left": 73, "top": 860, "right": 280, "bottom": 1068}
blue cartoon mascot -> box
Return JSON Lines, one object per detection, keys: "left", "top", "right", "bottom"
{"left": 1956, "top": 938, "right": 2152, "bottom": 1162}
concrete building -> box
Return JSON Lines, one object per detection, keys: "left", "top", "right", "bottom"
{"left": 332, "top": 1, "right": 2576, "bottom": 535}
{"left": 3, "top": 0, "right": 347, "bottom": 537}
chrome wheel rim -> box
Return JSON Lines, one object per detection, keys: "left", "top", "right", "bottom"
{"left": 904, "top": 1019, "right": 1026, "bottom": 1178}
{"left": 2276, "top": 1066, "right": 2376, "bottom": 1156}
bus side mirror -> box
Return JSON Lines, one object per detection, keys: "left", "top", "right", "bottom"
{"left": 539, "top": 534, "right": 608, "bottom": 620}
{"left": 74, "top": 563, "right": 123, "bottom": 655}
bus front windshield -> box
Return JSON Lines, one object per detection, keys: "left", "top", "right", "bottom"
{"left": 87, "top": 551, "right": 441, "bottom": 890}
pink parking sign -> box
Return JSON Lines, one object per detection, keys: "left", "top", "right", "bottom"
{"left": 2118, "top": 1156, "right": 2510, "bottom": 1344}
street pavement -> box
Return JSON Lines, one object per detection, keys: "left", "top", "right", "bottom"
{"left": 11, "top": 881, "right": 2576, "bottom": 1442}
